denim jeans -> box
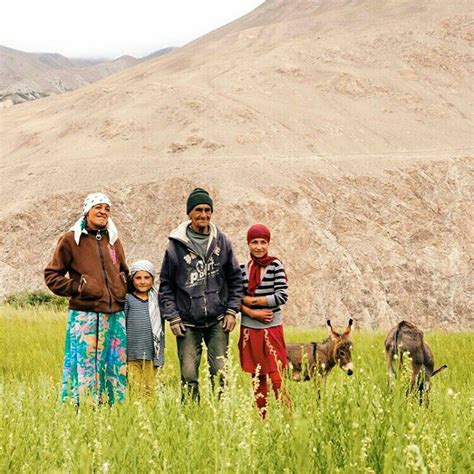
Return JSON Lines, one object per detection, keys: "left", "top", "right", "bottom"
{"left": 177, "top": 321, "right": 229, "bottom": 401}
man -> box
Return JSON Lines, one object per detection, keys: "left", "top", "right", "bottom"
{"left": 159, "top": 188, "right": 243, "bottom": 400}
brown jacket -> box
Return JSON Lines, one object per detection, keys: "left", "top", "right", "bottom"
{"left": 44, "top": 230, "right": 128, "bottom": 313}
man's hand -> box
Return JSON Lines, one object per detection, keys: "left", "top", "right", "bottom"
{"left": 249, "top": 308, "right": 274, "bottom": 324}
{"left": 222, "top": 313, "right": 236, "bottom": 332}
{"left": 170, "top": 319, "right": 187, "bottom": 337}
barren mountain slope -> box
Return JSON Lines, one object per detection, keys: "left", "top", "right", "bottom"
{"left": 0, "top": 0, "right": 472, "bottom": 329}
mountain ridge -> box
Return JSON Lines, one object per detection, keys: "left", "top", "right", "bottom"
{"left": 0, "top": 44, "right": 176, "bottom": 105}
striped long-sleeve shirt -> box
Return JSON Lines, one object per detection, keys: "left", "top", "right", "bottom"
{"left": 240, "top": 259, "right": 288, "bottom": 329}
{"left": 125, "top": 293, "right": 165, "bottom": 367}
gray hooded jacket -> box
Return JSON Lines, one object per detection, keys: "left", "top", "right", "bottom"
{"left": 159, "top": 221, "right": 243, "bottom": 327}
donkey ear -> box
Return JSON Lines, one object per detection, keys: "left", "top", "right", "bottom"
{"left": 342, "top": 319, "right": 353, "bottom": 338}
{"left": 327, "top": 320, "right": 340, "bottom": 340}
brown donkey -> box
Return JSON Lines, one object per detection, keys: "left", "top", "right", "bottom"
{"left": 286, "top": 319, "right": 354, "bottom": 381}
{"left": 384, "top": 320, "right": 447, "bottom": 404}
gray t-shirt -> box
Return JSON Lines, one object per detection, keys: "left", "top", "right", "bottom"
{"left": 186, "top": 225, "right": 210, "bottom": 259}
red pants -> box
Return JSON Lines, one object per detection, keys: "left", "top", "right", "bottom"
{"left": 253, "top": 371, "right": 282, "bottom": 418}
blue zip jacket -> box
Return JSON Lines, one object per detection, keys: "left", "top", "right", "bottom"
{"left": 158, "top": 221, "right": 243, "bottom": 327}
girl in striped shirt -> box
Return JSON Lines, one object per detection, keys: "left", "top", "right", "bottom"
{"left": 125, "top": 259, "right": 164, "bottom": 397}
{"left": 238, "top": 224, "right": 291, "bottom": 418}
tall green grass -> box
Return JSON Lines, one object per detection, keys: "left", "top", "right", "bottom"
{"left": 1, "top": 306, "right": 472, "bottom": 473}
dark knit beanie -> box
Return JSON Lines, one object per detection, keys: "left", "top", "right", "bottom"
{"left": 186, "top": 188, "right": 213, "bottom": 214}
{"left": 247, "top": 224, "right": 271, "bottom": 243}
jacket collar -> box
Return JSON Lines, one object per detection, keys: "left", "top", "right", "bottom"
{"left": 69, "top": 217, "right": 118, "bottom": 245}
{"left": 169, "top": 220, "right": 218, "bottom": 246}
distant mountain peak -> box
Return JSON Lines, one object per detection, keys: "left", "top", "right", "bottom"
{"left": 0, "top": 44, "right": 176, "bottom": 105}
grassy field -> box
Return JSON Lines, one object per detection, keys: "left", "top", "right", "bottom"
{"left": 1, "top": 306, "right": 473, "bottom": 473}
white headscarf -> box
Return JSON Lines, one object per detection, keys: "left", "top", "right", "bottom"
{"left": 129, "top": 259, "right": 163, "bottom": 362}
{"left": 70, "top": 192, "right": 118, "bottom": 245}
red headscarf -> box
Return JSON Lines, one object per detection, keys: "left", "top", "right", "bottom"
{"left": 247, "top": 224, "right": 277, "bottom": 296}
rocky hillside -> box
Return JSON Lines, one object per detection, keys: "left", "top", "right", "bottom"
{"left": 0, "top": 0, "right": 472, "bottom": 330}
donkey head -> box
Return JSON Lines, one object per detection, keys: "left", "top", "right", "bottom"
{"left": 327, "top": 319, "right": 354, "bottom": 376}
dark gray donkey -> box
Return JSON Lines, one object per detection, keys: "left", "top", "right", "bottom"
{"left": 384, "top": 320, "right": 447, "bottom": 404}
{"left": 286, "top": 319, "right": 354, "bottom": 381}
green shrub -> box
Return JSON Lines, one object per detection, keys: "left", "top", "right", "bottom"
{"left": 4, "top": 289, "right": 68, "bottom": 310}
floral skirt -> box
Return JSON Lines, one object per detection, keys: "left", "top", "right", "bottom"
{"left": 238, "top": 325, "right": 287, "bottom": 375}
{"left": 61, "top": 309, "right": 127, "bottom": 405}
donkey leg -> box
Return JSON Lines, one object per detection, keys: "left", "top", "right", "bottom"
{"left": 318, "top": 371, "right": 330, "bottom": 400}
{"left": 312, "top": 369, "right": 325, "bottom": 402}
{"left": 312, "top": 381, "right": 322, "bottom": 401}
{"left": 386, "top": 351, "right": 396, "bottom": 390}
{"left": 408, "top": 363, "right": 422, "bottom": 398}
{"left": 421, "top": 369, "right": 432, "bottom": 407}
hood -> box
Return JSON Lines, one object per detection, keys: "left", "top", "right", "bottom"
{"left": 168, "top": 220, "right": 218, "bottom": 247}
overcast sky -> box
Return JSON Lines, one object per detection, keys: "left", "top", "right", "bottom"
{"left": 1, "top": 0, "right": 264, "bottom": 59}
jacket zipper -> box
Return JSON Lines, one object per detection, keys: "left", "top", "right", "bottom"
{"left": 203, "top": 243, "right": 213, "bottom": 327}
{"left": 95, "top": 233, "right": 110, "bottom": 399}
{"left": 96, "top": 235, "right": 112, "bottom": 310}
{"left": 187, "top": 243, "right": 209, "bottom": 326}
{"left": 203, "top": 266, "right": 208, "bottom": 325}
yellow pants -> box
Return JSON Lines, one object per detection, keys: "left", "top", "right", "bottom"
{"left": 127, "top": 360, "right": 158, "bottom": 397}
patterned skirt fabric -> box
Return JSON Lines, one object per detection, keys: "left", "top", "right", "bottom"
{"left": 238, "top": 325, "right": 288, "bottom": 375}
{"left": 61, "top": 310, "right": 127, "bottom": 405}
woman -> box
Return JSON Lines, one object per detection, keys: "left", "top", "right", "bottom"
{"left": 44, "top": 192, "right": 128, "bottom": 405}
{"left": 238, "top": 224, "right": 291, "bottom": 418}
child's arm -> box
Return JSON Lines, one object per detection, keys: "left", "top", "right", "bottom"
{"left": 243, "top": 295, "right": 268, "bottom": 307}
{"left": 241, "top": 303, "right": 274, "bottom": 324}
{"left": 243, "top": 260, "right": 288, "bottom": 308}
